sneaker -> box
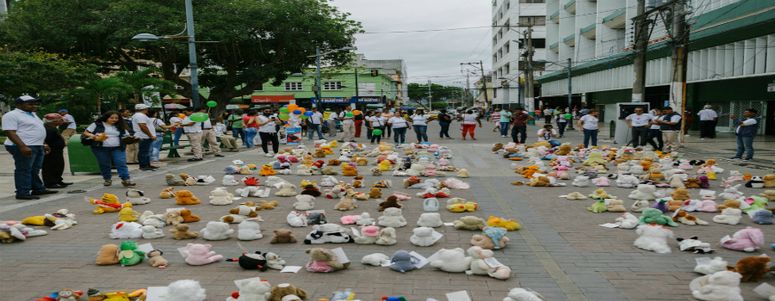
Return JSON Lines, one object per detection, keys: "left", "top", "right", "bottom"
{"left": 264, "top": 153, "right": 273, "bottom": 157}
{"left": 187, "top": 158, "right": 203, "bottom": 162}
{"left": 31, "top": 190, "right": 58, "bottom": 195}
{"left": 122, "top": 180, "right": 136, "bottom": 187}
{"left": 743, "top": 158, "right": 752, "bottom": 162}
{"left": 729, "top": 157, "right": 741, "bottom": 160}
{"left": 103, "top": 180, "right": 112, "bottom": 186}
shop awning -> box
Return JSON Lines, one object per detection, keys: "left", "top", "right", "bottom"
{"left": 251, "top": 95, "right": 294, "bottom": 103}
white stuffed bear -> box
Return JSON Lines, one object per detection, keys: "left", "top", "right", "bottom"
{"left": 320, "top": 176, "right": 339, "bottom": 187}
{"left": 138, "top": 211, "right": 166, "bottom": 228}
{"left": 614, "top": 212, "right": 639, "bottom": 229}
{"left": 201, "top": 221, "right": 234, "bottom": 240}
{"left": 109, "top": 222, "right": 143, "bottom": 239}
{"left": 571, "top": 175, "right": 590, "bottom": 187}
{"left": 628, "top": 184, "right": 657, "bottom": 200}
{"left": 164, "top": 279, "right": 207, "bottom": 301}
{"left": 293, "top": 195, "right": 315, "bottom": 211}
{"left": 694, "top": 257, "right": 728, "bottom": 275}
{"left": 633, "top": 224, "right": 673, "bottom": 254}
{"left": 430, "top": 248, "right": 472, "bottom": 273}
{"left": 355, "top": 212, "right": 375, "bottom": 226}
{"left": 141, "top": 225, "right": 165, "bottom": 239}
{"left": 616, "top": 175, "right": 640, "bottom": 188}
{"left": 236, "top": 187, "right": 270, "bottom": 198}
{"left": 274, "top": 182, "right": 298, "bottom": 197}
{"left": 225, "top": 277, "right": 271, "bottom": 301}
{"left": 209, "top": 187, "right": 239, "bottom": 206}
{"left": 502, "top": 288, "right": 545, "bottom": 301}
{"left": 361, "top": 253, "right": 390, "bottom": 266}
{"left": 237, "top": 219, "right": 262, "bottom": 240}
{"left": 466, "top": 246, "right": 494, "bottom": 276}
{"left": 689, "top": 271, "right": 743, "bottom": 301}
{"left": 378, "top": 207, "right": 407, "bottom": 228}
{"left": 410, "top": 227, "right": 441, "bottom": 247}
{"left": 126, "top": 189, "right": 151, "bottom": 205}
{"left": 718, "top": 184, "right": 743, "bottom": 200}
{"left": 222, "top": 175, "right": 240, "bottom": 186}
{"left": 712, "top": 208, "right": 742, "bottom": 225}
{"left": 286, "top": 211, "right": 308, "bottom": 227}
{"left": 375, "top": 227, "right": 397, "bottom": 245}
{"left": 416, "top": 212, "right": 443, "bottom": 228}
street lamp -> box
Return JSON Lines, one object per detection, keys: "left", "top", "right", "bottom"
{"left": 308, "top": 46, "right": 356, "bottom": 108}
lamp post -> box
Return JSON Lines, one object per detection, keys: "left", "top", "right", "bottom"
{"left": 309, "top": 46, "right": 356, "bottom": 109}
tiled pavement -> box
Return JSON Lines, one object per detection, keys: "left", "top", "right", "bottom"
{"left": 1, "top": 123, "right": 774, "bottom": 301}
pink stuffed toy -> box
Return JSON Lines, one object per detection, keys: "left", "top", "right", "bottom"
{"left": 720, "top": 227, "right": 764, "bottom": 252}
{"left": 182, "top": 243, "right": 224, "bottom": 265}
{"left": 697, "top": 200, "right": 717, "bottom": 213}
{"left": 339, "top": 215, "right": 360, "bottom": 225}
{"left": 443, "top": 178, "right": 470, "bottom": 190}
{"left": 391, "top": 192, "right": 411, "bottom": 201}
{"left": 592, "top": 177, "right": 610, "bottom": 187}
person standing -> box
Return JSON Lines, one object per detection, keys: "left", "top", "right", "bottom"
{"left": 410, "top": 109, "right": 430, "bottom": 143}
{"left": 228, "top": 110, "right": 245, "bottom": 146}
{"left": 655, "top": 106, "right": 682, "bottom": 150}
{"left": 257, "top": 108, "right": 280, "bottom": 157}
{"left": 437, "top": 110, "right": 453, "bottom": 139}
{"left": 460, "top": 109, "right": 482, "bottom": 140}
{"left": 577, "top": 109, "right": 600, "bottom": 148}
{"left": 353, "top": 109, "right": 364, "bottom": 138}
{"left": 338, "top": 107, "right": 355, "bottom": 142}
{"left": 697, "top": 105, "right": 718, "bottom": 139}
{"left": 625, "top": 107, "right": 652, "bottom": 147}
{"left": 198, "top": 108, "right": 223, "bottom": 158}
{"left": 388, "top": 112, "right": 408, "bottom": 145}
{"left": 326, "top": 109, "right": 338, "bottom": 138}
{"left": 510, "top": 108, "right": 532, "bottom": 144}
{"left": 120, "top": 108, "right": 138, "bottom": 164}
{"left": 42, "top": 113, "right": 71, "bottom": 189}
{"left": 490, "top": 109, "right": 501, "bottom": 133}
{"left": 498, "top": 107, "right": 512, "bottom": 138}
{"left": 131, "top": 104, "right": 156, "bottom": 171}
{"left": 308, "top": 107, "right": 324, "bottom": 140}
{"left": 148, "top": 110, "right": 170, "bottom": 165}
{"left": 181, "top": 108, "right": 204, "bottom": 162}
{"left": 543, "top": 107, "right": 552, "bottom": 124}
{"left": 58, "top": 108, "right": 77, "bottom": 144}
{"left": 368, "top": 111, "right": 385, "bottom": 144}
{"left": 555, "top": 109, "right": 568, "bottom": 138}
{"left": 242, "top": 110, "right": 259, "bottom": 148}
{"left": 169, "top": 113, "right": 184, "bottom": 148}
{"left": 646, "top": 109, "right": 664, "bottom": 151}
{"left": 215, "top": 117, "right": 238, "bottom": 152}
{"left": 730, "top": 108, "right": 759, "bottom": 161}
{"left": 82, "top": 111, "right": 136, "bottom": 187}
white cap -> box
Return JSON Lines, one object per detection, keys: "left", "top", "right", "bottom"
{"left": 135, "top": 104, "right": 150, "bottom": 110}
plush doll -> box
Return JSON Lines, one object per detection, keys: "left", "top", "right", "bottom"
{"left": 752, "top": 209, "right": 774, "bottom": 224}
{"left": 729, "top": 254, "right": 771, "bottom": 282}
{"left": 717, "top": 199, "right": 741, "bottom": 210}
{"left": 614, "top": 212, "right": 639, "bottom": 229}
{"left": 628, "top": 184, "right": 657, "bottom": 200}
{"left": 274, "top": 183, "right": 298, "bottom": 197}
{"left": 137, "top": 211, "right": 165, "bottom": 228}
{"left": 356, "top": 212, "right": 375, "bottom": 226}
{"left": 201, "top": 221, "right": 234, "bottom": 241}
{"left": 676, "top": 236, "right": 713, "bottom": 254}
{"left": 720, "top": 227, "right": 764, "bottom": 252}
{"left": 181, "top": 243, "right": 223, "bottom": 266}
{"left": 174, "top": 190, "right": 200, "bottom": 205}
{"left": 165, "top": 173, "right": 186, "bottom": 186}
{"left": 673, "top": 209, "right": 708, "bottom": 225}
{"left": 633, "top": 224, "right": 673, "bottom": 254}
{"left": 389, "top": 250, "right": 419, "bottom": 273}
{"left": 123, "top": 189, "right": 150, "bottom": 205}
{"left": 305, "top": 247, "right": 349, "bottom": 273}
{"left": 684, "top": 178, "right": 702, "bottom": 189}
{"left": 378, "top": 208, "right": 408, "bottom": 228}
{"left": 719, "top": 184, "right": 744, "bottom": 200}
{"left": 118, "top": 240, "right": 144, "bottom": 266}
{"left": 292, "top": 195, "right": 315, "bottom": 211}
{"left": 760, "top": 190, "right": 775, "bottom": 201}
{"left": 446, "top": 198, "right": 478, "bottom": 213}
{"left": 222, "top": 175, "right": 240, "bottom": 186}
{"left": 334, "top": 195, "right": 358, "bottom": 211}
{"left": 377, "top": 195, "right": 402, "bottom": 212}
{"left": 159, "top": 187, "right": 176, "bottom": 199}
{"left": 237, "top": 219, "right": 263, "bottom": 240}
{"left": 286, "top": 211, "right": 308, "bottom": 227}
{"left": 486, "top": 216, "right": 521, "bottom": 231}
{"left": 430, "top": 248, "right": 472, "bottom": 273}
{"left": 689, "top": 271, "right": 743, "bottom": 301}
{"left": 109, "top": 222, "right": 143, "bottom": 239}
{"left": 87, "top": 193, "right": 123, "bottom": 214}
{"left": 410, "top": 227, "right": 442, "bottom": 247}
{"left": 268, "top": 283, "right": 307, "bottom": 301}
{"left": 586, "top": 200, "right": 607, "bottom": 213}
{"left": 179, "top": 209, "right": 200, "bottom": 223}
{"left": 502, "top": 288, "right": 545, "bottom": 301}
{"left": 141, "top": 225, "right": 164, "bottom": 239}
{"left": 712, "top": 208, "right": 742, "bottom": 225}
{"left": 303, "top": 223, "right": 353, "bottom": 244}
{"left": 694, "top": 256, "right": 728, "bottom": 275}
{"left": 471, "top": 226, "right": 509, "bottom": 250}
{"left": 229, "top": 204, "right": 259, "bottom": 218}
{"left": 179, "top": 173, "right": 197, "bottom": 186}
{"left": 226, "top": 252, "right": 268, "bottom": 271}
{"left": 697, "top": 200, "right": 718, "bottom": 212}
{"left": 591, "top": 176, "right": 610, "bottom": 187}
{"left": 170, "top": 224, "right": 199, "bottom": 240}
{"left": 354, "top": 225, "right": 380, "bottom": 244}
{"left": 466, "top": 245, "right": 494, "bottom": 276}
{"left": 746, "top": 176, "right": 765, "bottom": 188}
{"left": 375, "top": 227, "right": 397, "bottom": 245}
{"left": 417, "top": 212, "right": 443, "bottom": 228}
{"left": 571, "top": 175, "right": 590, "bottom": 187}
{"left": 341, "top": 164, "right": 358, "bottom": 177}
{"left": 299, "top": 185, "right": 322, "bottom": 198}
{"left": 95, "top": 244, "right": 120, "bottom": 265}
{"left": 559, "top": 192, "right": 588, "bottom": 200}
{"left": 616, "top": 175, "right": 640, "bottom": 188}
{"left": 361, "top": 253, "right": 390, "bottom": 266}
{"left": 225, "top": 277, "right": 271, "bottom": 301}
{"left": 630, "top": 200, "right": 650, "bottom": 212}
{"left": 259, "top": 164, "right": 276, "bottom": 177}
{"left": 146, "top": 249, "right": 168, "bottom": 269}
{"left": 270, "top": 229, "right": 297, "bottom": 244}
{"left": 638, "top": 208, "right": 678, "bottom": 226}
{"left": 208, "top": 187, "right": 238, "bottom": 206}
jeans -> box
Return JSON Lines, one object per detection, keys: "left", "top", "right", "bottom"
{"left": 137, "top": 138, "right": 153, "bottom": 168}
{"left": 244, "top": 127, "right": 257, "bottom": 148}
{"left": 91, "top": 146, "right": 130, "bottom": 181}
{"left": 231, "top": 127, "right": 245, "bottom": 145}
{"left": 6, "top": 145, "right": 45, "bottom": 197}
{"left": 583, "top": 129, "right": 598, "bottom": 148}
{"left": 259, "top": 131, "right": 279, "bottom": 154}
{"left": 557, "top": 122, "right": 567, "bottom": 136}
{"left": 173, "top": 128, "right": 184, "bottom": 147}
{"left": 647, "top": 129, "right": 663, "bottom": 151}
{"left": 393, "top": 127, "right": 407, "bottom": 144}
{"left": 413, "top": 125, "right": 428, "bottom": 143}
{"left": 548, "top": 139, "right": 561, "bottom": 147}
{"left": 439, "top": 122, "right": 451, "bottom": 138}
{"left": 735, "top": 135, "right": 754, "bottom": 159}
{"left": 499, "top": 121, "right": 510, "bottom": 136}
{"left": 371, "top": 126, "right": 383, "bottom": 144}
{"left": 308, "top": 124, "right": 323, "bottom": 140}
{"left": 151, "top": 136, "right": 163, "bottom": 162}
{"left": 43, "top": 150, "right": 65, "bottom": 187}
{"left": 511, "top": 125, "right": 527, "bottom": 143}
{"left": 630, "top": 126, "right": 648, "bottom": 147}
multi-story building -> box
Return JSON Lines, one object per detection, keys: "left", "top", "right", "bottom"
{"left": 539, "top": 0, "right": 774, "bottom": 135}
{"left": 491, "top": 0, "right": 547, "bottom": 111}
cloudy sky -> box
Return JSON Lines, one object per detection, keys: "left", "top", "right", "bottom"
{"left": 331, "top": 0, "right": 492, "bottom": 86}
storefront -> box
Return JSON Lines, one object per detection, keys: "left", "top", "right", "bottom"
{"left": 251, "top": 95, "right": 294, "bottom": 105}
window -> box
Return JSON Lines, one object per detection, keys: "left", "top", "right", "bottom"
{"left": 505, "top": 43, "right": 510, "bottom": 53}
{"left": 519, "top": 16, "right": 546, "bottom": 26}
{"left": 520, "top": 0, "right": 545, "bottom": 3}
{"left": 505, "top": 63, "right": 510, "bottom": 75}
{"left": 518, "top": 38, "right": 546, "bottom": 48}
{"left": 284, "top": 82, "right": 303, "bottom": 91}
{"left": 323, "top": 81, "right": 342, "bottom": 90}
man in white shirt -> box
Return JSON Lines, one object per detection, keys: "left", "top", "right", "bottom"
{"left": 198, "top": 107, "right": 223, "bottom": 158}
{"left": 132, "top": 104, "right": 157, "bottom": 170}
{"left": 181, "top": 108, "right": 204, "bottom": 162}
{"left": 655, "top": 106, "right": 682, "bottom": 150}
{"left": 697, "top": 105, "right": 718, "bottom": 139}
{"left": 2, "top": 96, "right": 57, "bottom": 200}
{"left": 308, "top": 108, "right": 324, "bottom": 140}
{"left": 57, "top": 108, "right": 77, "bottom": 144}
{"left": 730, "top": 108, "right": 759, "bottom": 161}
{"left": 625, "top": 107, "right": 652, "bottom": 147}
{"left": 338, "top": 107, "right": 355, "bottom": 142}
{"left": 577, "top": 109, "right": 599, "bottom": 148}
{"left": 215, "top": 118, "right": 238, "bottom": 151}
{"left": 326, "top": 110, "right": 338, "bottom": 137}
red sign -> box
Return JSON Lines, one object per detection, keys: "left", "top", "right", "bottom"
{"left": 251, "top": 95, "right": 294, "bottom": 103}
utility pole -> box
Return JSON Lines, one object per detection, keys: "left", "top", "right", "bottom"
{"left": 631, "top": 0, "right": 648, "bottom": 103}
{"left": 353, "top": 66, "right": 359, "bottom": 110}
{"left": 566, "top": 57, "right": 574, "bottom": 130}
{"left": 314, "top": 47, "right": 322, "bottom": 108}
{"left": 524, "top": 25, "right": 535, "bottom": 113}
{"left": 184, "top": 0, "right": 200, "bottom": 109}
{"left": 465, "top": 73, "right": 471, "bottom": 107}
{"left": 427, "top": 80, "right": 433, "bottom": 111}
{"left": 478, "top": 60, "right": 490, "bottom": 110}
{"left": 670, "top": 0, "right": 689, "bottom": 142}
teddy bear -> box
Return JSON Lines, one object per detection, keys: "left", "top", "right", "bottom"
{"left": 286, "top": 211, "right": 308, "bottom": 227}
{"left": 446, "top": 198, "right": 479, "bottom": 213}
{"left": 471, "top": 226, "right": 509, "bottom": 250}
{"left": 367, "top": 187, "right": 383, "bottom": 199}
{"left": 559, "top": 192, "right": 587, "bottom": 200}
{"left": 174, "top": 190, "right": 201, "bottom": 205}
{"left": 416, "top": 212, "right": 443, "bottom": 228}
{"left": 721, "top": 227, "right": 764, "bottom": 252}
{"left": 606, "top": 199, "right": 627, "bottom": 212}
{"left": 630, "top": 200, "right": 650, "bottom": 212}
{"left": 430, "top": 248, "right": 472, "bottom": 273}
{"left": 378, "top": 207, "right": 407, "bottom": 228}
{"left": 208, "top": 187, "right": 238, "bottom": 206}
{"left": 222, "top": 174, "right": 240, "bottom": 186}
{"left": 117, "top": 203, "right": 140, "bottom": 222}
{"left": 221, "top": 214, "right": 249, "bottom": 224}
{"left": 760, "top": 190, "right": 775, "bottom": 202}
{"left": 270, "top": 229, "right": 297, "bottom": 244}
{"left": 684, "top": 178, "right": 702, "bottom": 189}
{"left": 361, "top": 253, "right": 390, "bottom": 266}
{"left": 237, "top": 219, "right": 262, "bottom": 241}
{"left": 170, "top": 224, "right": 199, "bottom": 240}
{"left": 616, "top": 174, "right": 640, "bottom": 188}
{"left": 689, "top": 271, "right": 743, "bottom": 301}
{"left": 633, "top": 224, "right": 673, "bottom": 254}
{"left": 673, "top": 209, "right": 709, "bottom": 225}
{"left": 141, "top": 225, "right": 165, "bottom": 239}
{"left": 181, "top": 243, "right": 224, "bottom": 265}
{"left": 378, "top": 196, "right": 402, "bottom": 212}
{"left": 268, "top": 283, "right": 307, "bottom": 301}
{"left": 502, "top": 288, "right": 545, "bottom": 301}
{"left": 676, "top": 236, "right": 713, "bottom": 254}
{"left": 109, "top": 222, "right": 143, "bottom": 239}
{"left": 453, "top": 216, "right": 485, "bottom": 231}
{"left": 159, "top": 187, "right": 176, "bottom": 199}
{"left": 697, "top": 200, "right": 718, "bottom": 212}
{"left": 628, "top": 184, "right": 657, "bottom": 200}
{"left": 717, "top": 199, "right": 741, "bottom": 210}
{"left": 95, "top": 244, "right": 120, "bottom": 265}
{"left": 259, "top": 164, "right": 276, "bottom": 177}
{"left": 201, "top": 221, "right": 234, "bottom": 240}
{"left": 712, "top": 208, "right": 742, "bottom": 225}
{"left": 410, "top": 227, "right": 442, "bottom": 247}
{"left": 354, "top": 225, "right": 380, "bottom": 245}
{"left": 375, "top": 227, "right": 397, "bottom": 245}
{"left": 292, "top": 195, "right": 315, "bottom": 211}
{"left": 179, "top": 209, "right": 200, "bottom": 223}
{"left": 303, "top": 223, "right": 353, "bottom": 244}
{"left": 274, "top": 183, "right": 298, "bottom": 197}
{"left": 300, "top": 185, "right": 322, "bottom": 198}
{"left": 87, "top": 193, "right": 123, "bottom": 214}
{"left": 333, "top": 195, "right": 357, "bottom": 211}
{"left": 165, "top": 173, "right": 186, "bottom": 186}
{"left": 118, "top": 240, "right": 144, "bottom": 266}
{"left": 356, "top": 212, "right": 375, "bottom": 226}
{"left": 614, "top": 212, "right": 639, "bottom": 229}
{"left": 225, "top": 277, "right": 271, "bottom": 301}
{"left": 729, "top": 254, "right": 771, "bottom": 282}
{"left": 305, "top": 247, "right": 349, "bottom": 273}
{"left": 638, "top": 208, "right": 678, "bottom": 226}
{"left": 466, "top": 246, "right": 494, "bottom": 276}
{"left": 341, "top": 164, "right": 358, "bottom": 177}
{"left": 146, "top": 249, "right": 168, "bottom": 269}
{"left": 389, "top": 250, "right": 419, "bottom": 273}
{"left": 403, "top": 176, "right": 422, "bottom": 188}
{"left": 694, "top": 256, "right": 728, "bottom": 275}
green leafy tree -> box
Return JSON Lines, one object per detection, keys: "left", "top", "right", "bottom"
{"left": 0, "top": 49, "right": 97, "bottom": 99}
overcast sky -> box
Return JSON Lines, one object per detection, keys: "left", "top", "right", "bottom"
{"left": 331, "top": 0, "right": 492, "bottom": 86}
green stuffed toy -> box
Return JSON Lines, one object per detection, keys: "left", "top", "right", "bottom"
{"left": 638, "top": 208, "right": 678, "bottom": 227}
{"left": 586, "top": 200, "right": 607, "bottom": 213}
{"left": 742, "top": 196, "right": 768, "bottom": 213}
{"left": 118, "top": 240, "right": 144, "bottom": 266}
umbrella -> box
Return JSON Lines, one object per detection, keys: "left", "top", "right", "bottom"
{"left": 164, "top": 103, "right": 187, "bottom": 110}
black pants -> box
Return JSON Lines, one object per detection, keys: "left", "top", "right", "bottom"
{"left": 371, "top": 127, "right": 383, "bottom": 143}
{"left": 647, "top": 129, "right": 663, "bottom": 151}
{"left": 386, "top": 126, "right": 391, "bottom": 138}
{"left": 439, "top": 122, "right": 451, "bottom": 138}
{"left": 42, "top": 150, "right": 65, "bottom": 187}
{"left": 699, "top": 120, "right": 715, "bottom": 138}
{"left": 511, "top": 125, "right": 527, "bottom": 143}
{"left": 630, "top": 126, "right": 649, "bottom": 147}
{"left": 259, "top": 132, "right": 279, "bottom": 154}
{"left": 557, "top": 122, "right": 567, "bottom": 137}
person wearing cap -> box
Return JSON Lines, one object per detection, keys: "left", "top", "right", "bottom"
{"left": 181, "top": 107, "right": 204, "bottom": 161}
{"left": 697, "top": 104, "right": 718, "bottom": 140}
{"left": 131, "top": 104, "right": 157, "bottom": 171}
{"left": 57, "top": 108, "right": 77, "bottom": 144}
{"left": 42, "top": 113, "right": 72, "bottom": 188}
{"left": 119, "top": 108, "right": 138, "bottom": 164}
{"left": 198, "top": 107, "right": 223, "bottom": 158}
{"left": 2, "top": 96, "right": 57, "bottom": 200}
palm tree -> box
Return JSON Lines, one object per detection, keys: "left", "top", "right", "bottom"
{"left": 115, "top": 67, "right": 176, "bottom": 105}
{"left": 76, "top": 77, "right": 133, "bottom": 115}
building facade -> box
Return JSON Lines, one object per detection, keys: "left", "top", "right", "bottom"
{"left": 492, "top": 0, "right": 547, "bottom": 111}
{"left": 539, "top": 0, "right": 775, "bottom": 135}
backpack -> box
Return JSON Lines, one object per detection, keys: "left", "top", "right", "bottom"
{"left": 423, "top": 198, "right": 439, "bottom": 212}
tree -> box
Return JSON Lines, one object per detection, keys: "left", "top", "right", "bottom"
{"left": 408, "top": 83, "right": 464, "bottom": 103}
{"left": 2, "top": 0, "right": 362, "bottom": 112}
{"left": 0, "top": 49, "right": 98, "bottom": 100}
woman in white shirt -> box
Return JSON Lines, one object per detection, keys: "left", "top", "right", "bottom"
{"left": 368, "top": 112, "right": 385, "bottom": 144}
{"left": 148, "top": 110, "right": 170, "bottom": 164}
{"left": 410, "top": 109, "right": 431, "bottom": 143}
{"left": 576, "top": 109, "right": 599, "bottom": 148}
{"left": 460, "top": 110, "right": 481, "bottom": 140}
{"left": 168, "top": 113, "right": 184, "bottom": 147}
{"left": 82, "top": 111, "right": 135, "bottom": 187}
{"left": 387, "top": 110, "right": 409, "bottom": 144}
{"left": 257, "top": 109, "right": 280, "bottom": 157}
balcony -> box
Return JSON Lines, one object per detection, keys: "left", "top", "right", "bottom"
{"left": 602, "top": 8, "right": 626, "bottom": 29}
{"left": 563, "top": 34, "right": 576, "bottom": 47}
{"left": 549, "top": 42, "right": 559, "bottom": 52}
{"left": 549, "top": 10, "right": 560, "bottom": 23}
{"left": 564, "top": 0, "right": 576, "bottom": 14}
{"left": 580, "top": 23, "right": 596, "bottom": 39}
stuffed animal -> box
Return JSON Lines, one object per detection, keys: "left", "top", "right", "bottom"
{"left": 165, "top": 174, "right": 186, "bottom": 186}
{"left": 606, "top": 199, "right": 627, "bottom": 212}
{"left": 378, "top": 207, "right": 408, "bottom": 228}
{"left": 638, "top": 208, "right": 678, "bottom": 226}
{"left": 159, "top": 187, "right": 176, "bottom": 199}
{"left": 181, "top": 243, "right": 223, "bottom": 265}
{"left": 697, "top": 200, "right": 718, "bottom": 212}
{"left": 305, "top": 247, "right": 349, "bottom": 273}
{"left": 717, "top": 199, "right": 741, "bottom": 210}
{"left": 720, "top": 227, "right": 764, "bottom": 252}
{"left": 614, "top": 212, "right": 639, "bottom": 229}
{"left": 416, "top": 212, "right": 443, "bottom": 228}
{"left": 712, "top": 208, "right": 742, "bottom": 225}
{"left": 410, "top": 227, "right": 441, "bottom": 247}
{"left": 628, "top": 184, "right": 657, "bottom": 200}
{"left": 125, "top": 189, "right": 150, "bottom": 205}
{"left": 571, "top": 175, "right": 590, "bottom": 187}
{"left": 116, "top": 203, "right": 140, "bottom": 222}
{"left": 222, "top": 175, "right": 240, "bottom": 186}
{"left": 87, "top": 193, "right": 123, "bottom": 214}
{"left": 170, "top": 224, "right": 199, "bottom": 240}
{"left": 208, "top": 187, "right": 238, "bottom": 206}
{"left": 95, "top": 244, "right": 120, "bottom": 265}
{"left": 341, "top": 164, "right": 358, "bottom": 177}
{"left": 361, "top": 253, "right": 390, "bottom": 266}
{"left": 502, "top": 288, "right": 545, "bottom": 301}
{"left": 303, "top": 223, "right": 353, "bottom": 244}
{"left": 559, "top": 192, "right": 587, "bottom": 200}
{"left": 226, "top": 252, "right": 268, "bottom": 271}
{"left": 729, "top": 254, "right": 771, "bottom": 282}
{"left": 270, "top": 229, "right": 297, "bottom": 244}
{"left": 673, "top": 209, "right": 709, "bottom": 225}
{"left": 292, "top": 195, "right": 315, "bottom": 211}
{"left": 471, "top": 226, "right": 509, "bottom": 250}
{"left": 375, "top": 227, "right": 397, "bottom": 245}
{"left": 259, "top": 164, "right": 276, "bottom": 177}
{"left": 147, "top": 249, "right": 168, "bottom": 269}
{"left": 746, "top": 176, "right": 765, "bottom": 188}
{"left": 355, "top": 212, "right": 375, "bottom": 226}
{"left": 719, "top": 184, "right": 744, "bottom": 200}
{"left": 263, "top": 252, "right": 286, "bottom": 270}
{"left": 760, "top": 190, "right": 775, "bottom": 201}
{"left": 446, "top": 198, "right": 478, "bottom": 213}
{"left": 237, "top": 219, "right": 263, "bottom": 240}
{"left": 689, "top": 271, "right": 743, "bottom": 301}
{"left": 274, "top": 183, "right": 298, "bottom": 197}
{"left": 694, "top": 256, "right": 728, "bottom": 275}
{"left": 201, "top": 221, "right": 234, "bottom": 240}
{"left": 586, "top": 200, "right": 607, "bottom": 213}
{"left": 633, "top": 224, "right": 673, "bottom": 254}
{"left": 174, "top": 190, "right": 201, "bottom": 205}
{"left": 389, "top": 250, "right": 419, "bottom": 273}
{"left": 141, "top": 225, "right": 165, "bottom": 239}
{"left": 430, "top": 248, "right": 472, "bottom": 273}
{"left": 226, "top": 277, "right": 271, "bottom": 301}
{"left": 454, "top": 216, "right": 485, "bottom": 230}
{"left": 118, "top": 240, "right": 144, "bottom": 266}
{"left": 486, "top": 216, "right": 521, "bottom": 231}
{"left": 109, "top": 222, "right": 143, "bottom": 239}
{"left": 378, "top": 196, "right": 402, "bottom": 212}
{"left": 677, "top": 236, "right": 713, "bottom": 254}
{"left": 179, "top": 209, "right": 200, "bottom": 223}
{"left": 268, "top": 283, "right": 307, "bottom": 301}
{"left": 630, "top": 200, "right": 650, "bottom": 212}
{"left": 354, "top": 225, "right": 380, "bottom": 245}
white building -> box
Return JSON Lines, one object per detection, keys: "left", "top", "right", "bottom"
{"left": 491, "top": 0, "right": 547, "bottom": 111}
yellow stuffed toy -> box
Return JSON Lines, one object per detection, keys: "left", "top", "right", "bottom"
{"left": 259, "top": 164, "right": 276, "bottom": 176}
{"left": 88, "top": 193, "right": 123, "bottom": 214}
{"left": 378, "top": 160, "right": 392, "bottom": 171}
{"left": 118, "top": 203, "right": 140, "bottom": 222}
{"left": 447, "top": 198, "right": 479, "bottom": 213}
{"left": 21, "top": 215, "right": 47, "bottom": 226}
{"left": 341, "top": 164, "right": 358, "bottom": 177}
{"left": 487, "top": 216, "right": 521, "bottom": 231}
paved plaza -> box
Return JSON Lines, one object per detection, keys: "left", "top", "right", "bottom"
{"left": 1, "top": 123, "right": 774, "bottom": 301}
